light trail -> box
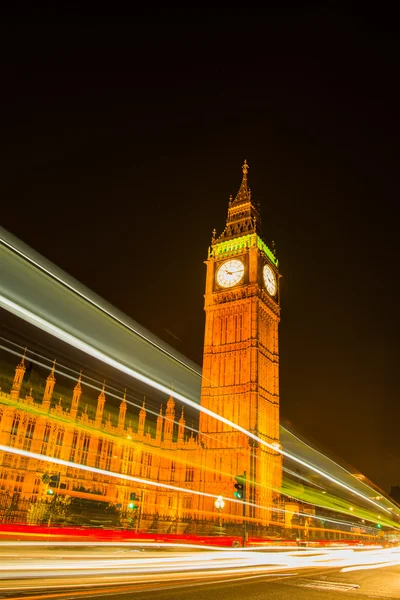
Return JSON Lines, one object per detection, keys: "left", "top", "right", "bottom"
{"left": 0, "top": 294, "right": 394, "bottom": 520}
{"left": 2, "top": 230, "right": 398, "bottom": 525}
{"left": 0, "top": 339, "right": 214, "bottom": 443}
{"left": 0, "top": 544, "right": 398, "bottom": 595}
{"left": 1, "top": 339, "right": 395, "bottom": 531}
{"left": 0, "top": 443, "right": 244, "bottom": 506}
{"left": 0, "top": 443, "right": 393, "bottom": 533}
{"left": 0, "top": 233, "right": 202, "bottom": 380}
{"left": 1, "top": 342, "right": 395, "bottom": 531}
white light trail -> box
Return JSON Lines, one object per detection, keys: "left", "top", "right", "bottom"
{"left": 0, "top": 293, "right": 393, "bottom": 520}
{"left": 0, "top": 235, "right": 202, "bottom": 380}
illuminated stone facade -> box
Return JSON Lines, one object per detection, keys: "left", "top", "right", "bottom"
{"left": 0, "top": 355, "right": 201, "bottom": 528}
{"left": 199, "top": 161, "right": 282, "bottom": 524}
{"left": 0, "top": 162, "right": 282, "bottom": 528}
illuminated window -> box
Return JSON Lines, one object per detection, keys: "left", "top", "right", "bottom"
{"left": 81, "top": 434, "right": 91, "bottom": 465}
{"left": 54, "top": 427, "right": 64, "bottom": 459}
{"left": 10, "top": 414, "right": 20, "bottom": 446}
{"left": 185, "top": 467, "right": 194, "bottom": 482}
{"left": 23, "top": 418, "right": 36, "bottom": 451}
{"left": 41, "top": 422, "right": 51, "bottom": 455}
{"left": 95, "top": 438, "right": 103, "bottom": 469}
{"left": 69, "top": 430, "right": 78, "bottom": 462}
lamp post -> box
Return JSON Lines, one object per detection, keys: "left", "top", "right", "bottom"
{"left": 215, "top": 495, "right": 225, "bottom": 528}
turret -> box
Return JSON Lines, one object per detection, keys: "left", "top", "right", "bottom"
{"left": 138, "top": 398, "right": 146, "bottom": 436}
{"left": 178, "top": 407, "right": 185, "bottom": 445}
{"left": 10, "top": 349, "right": 26, "bottom": 400}
{"left": 156, "top": 404, "right": 163, "bottom": 441}
{"left": 164, "top": 394, "right": 175, "bottom": 442}
{"left": 42, "top": 360, "right": 56, "bottom": 411}
{"left": 118, "top": 390, "right": 127, "bottom": 433}
{"left": 70, "top": 372, "right": 82, "bottom": 420}
{"left": 95, "top": 382, "right": 106, "bottom": 428}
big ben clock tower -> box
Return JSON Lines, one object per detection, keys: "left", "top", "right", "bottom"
{"left": 199, "top": 161, "right": 282, "bottom": 525}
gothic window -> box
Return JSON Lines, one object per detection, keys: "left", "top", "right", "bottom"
{"left": 14, "top": 473, "right": 24, "bottom": 495}
{"left": 235, "top": 354, "right": 241, "bottom": 385}
{"left": 10, "top": 413, "right": 20, "bottom": 445}
{"left": 227, "top": 314, "right": 234, "bottom": 343}
{"left": 23, "top": 418, "right": 36, "bottom": 451}
{"left": 105, "top": 440, "right": 114, "bottom": 471}
{"left": 185, "top": 467, "right": 194, "bottom": 482}
{"left": 40, "top": 422, "right": 52, "bottom": 456}
{"left": 238, "top": 314, "right": 243, "bottom": 342}
{"left": 69, "top": 430, "right": 79, "bottom": 462}
{"left": 32, "top": 477, "right": 40, "bottom": 496}
{"left": 182, "top": 496, "right": 192, "bottom": 518}
{"left": 0, "top": 471, "right": 7, "bottom": 491}
{"left": 54, "top": 427, "right": 64, "bottom": 459}
{"left": 81, "top": 434, "right": 91, "bottom": 466}
{"left": 43, "top": 422, "right": 51, "bottom": 443}
{"left": 95, "top": 438, "right": 103, "bottom": 469}
{"left": 220, "top": 355, "right": 225, "bottom": 386}
{"left": 126, "top": 447, "right": 134, "bottom": 476}
{"left": 222, "top": 316, "right": 228, "bottom": 345}
{"left": 170, "top": 460, "right": 175, "bottom": 481}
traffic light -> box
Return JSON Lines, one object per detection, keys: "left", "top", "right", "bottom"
{"left": 234, "top": 474, "right": 246, "bottom": 500}
{"left": 42, "top": 473, "right": 67, "bottom": 492}
{"left": 49, "top": 475, "right": 60, "bottom": 488}
{"left": 377, "top": 523, "right": 381, "bottom": 529}
{"left": 128, "top": 492, "right": 138, "bottom": 510}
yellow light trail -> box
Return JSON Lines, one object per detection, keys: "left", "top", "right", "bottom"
{"left": 0, "top": 294, "right": 393, "bottom": 521}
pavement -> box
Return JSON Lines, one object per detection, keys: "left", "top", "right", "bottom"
{"left": 91, "top": 565, "right": 400, "bottom": 600}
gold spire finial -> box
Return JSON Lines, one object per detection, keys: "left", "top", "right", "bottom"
{"left": 242, "top": 159, "right": 249, "bottom": 178}
{"left": 18, "top": 347, "right": 27, "bottom": 367}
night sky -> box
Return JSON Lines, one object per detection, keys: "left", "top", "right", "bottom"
{"left": 1, "top": 10, "right": 399, "bottom": 492}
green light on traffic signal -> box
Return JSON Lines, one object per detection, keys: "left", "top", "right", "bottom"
{"left": 233, "top": 474, "right": 246, "bottom": 500}
{"left": 47, "top": 489, "right": 54, "bottom": 495}
{"left": 377, "top": 523, "right": 381, "bottom": 528}
{"left": 128, "top": 491, "right": 138, "bottom": 510}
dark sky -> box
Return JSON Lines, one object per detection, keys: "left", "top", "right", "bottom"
{"left": 1, "top": 10, "right": 399, "bottom": 492}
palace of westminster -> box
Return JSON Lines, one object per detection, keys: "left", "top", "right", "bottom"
{"left": 0, "top": 162, "right": 285, "bottom": 531}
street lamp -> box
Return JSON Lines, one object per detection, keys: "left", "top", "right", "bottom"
{"left": 215, "top": 495, "right": 225, "bottom": 528}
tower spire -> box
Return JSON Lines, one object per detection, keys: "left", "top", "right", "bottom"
{"left": 232, "top": 159, "right": 250, "bottom": 204}
{"left": 42, "top": 359, "right": 56, "bottom": 411}
{"left": 138, "top": 397, "right": 146, "bottom": 436}
{"left": 10, "top": 349, "right": 27, "bottom": 400}
{"left": 95, "top": 381, "right": 106, "bottom": 428}
{"left": 118, "top": 389, "right": 127, "bottom": 433}
{"left": 213, "top": 160, "right": 261, "bottom": 243}
{"left": 70, "top": 371, "right": 83, "bottom": 420}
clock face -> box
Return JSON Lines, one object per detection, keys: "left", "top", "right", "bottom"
{"left": 216, "top": 259, "right": 245, "bottom": 288}
{"left": 263, "top": 264, "right": 277, "bottom": 296}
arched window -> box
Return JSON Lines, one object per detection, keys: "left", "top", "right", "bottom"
{"left": 23, "top": 418, "right": 36, "bottom": 451}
